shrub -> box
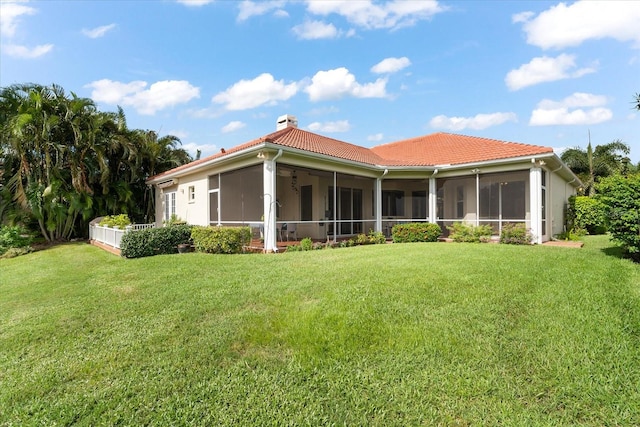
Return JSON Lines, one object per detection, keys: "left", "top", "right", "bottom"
{"left": 392, "top": 222, "right": 442, "bottom": 243}
{"left": 190, "top": 226, "right": 251, "bottom": 254}
{"left": 353, "top": 233, "right": 370, "bottom": 245}
{"left": 285, "top": 244, "right": 301, "bottom": 252}
{"left": 499, "top": 223, "right": 533, "bottom": 245}
{"left": 368, "top": 230, "right": 387, "bottom": 245}
{"left": 0, "top": 225, "right": 33, "bottom": 256}
{"left": 120, "top": 224, "right": 193, "bottom": 258}
{"left": 555, "top": 227, "right": 587, "bottom": 241}
{"left": 1, "top": 246, "right": 33, "bottom": 259}
{"left": 163, "top": 214, "right": 186, "bottom": 226}
{"left": 299, "top": 237, "right": 313, "bottom": 251}
{"left": 566, "top": 196, "right": 608, "bottom": 234}
{"left": 99, "top": 214, "right": 131, "bottom": 229}
{"left": 596, "top": 174, "right": 640, "bottom": 260}
{"left": 446, "top": 222, "right": 493, "bottom": 243}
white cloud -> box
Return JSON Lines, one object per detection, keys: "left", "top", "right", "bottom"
{"left": 306, "top": 0, "right": 446, "bottom": 30}
{"left": 305, "top": 67, "right": 387, "bottom": 101}
{"left": 85, "top": 79, "right": 200, "bottom": 115}
{"left": 307, "top": 120, "right": 350, "bottom": 133}
{"left": 516, "top": 1, "right": 640, "bottom": 49}
{"left": 166, "top": 129, "right": 189, "bottom": 140}
{"left": 221, "top": 121, "right": 246, "bottom": 133}
{"left": 82, "top": 23, "right": 116, "bottom": 39}
{"left": 176, "top": 0, "right": 215, "bottom": 7}
{"left": 292, "top": 20, "right": 341, "bottom": 40}
{"left": 0, "top": 1, "right": 36, "bottom": 37}
{"left": 529, "top": 92, "right": 613, "bottom": 126}
{"left": 212, "top": 73, "right": 299, "bottom": 110}
{"left": 505, "top": 54, "right": 596, "bottom": 91}
{"left": 537, "top": 92, "right": 608, "bottom": 110}
{"left": 182, "top": 141, "right": 218, "bottom": 158}
{"left": 3, "top": 43, "right": 53, "bottom": 58}
{"left": 237, "top": 0, "right": 287, "bottom": 21}
{"left": 511, "top": 11, "right": 534, "bottom": 24}
{"left": 371, "top": 56, "right": 411, "bottom": 74}
{"left": 429, "top": 112, "right": 517, "bottom": 131}
{"left": 367, "top": 133, "right": 384, "bottom": 142}
{"left": 0, "top": 1, "right": 54, "bottom": 59}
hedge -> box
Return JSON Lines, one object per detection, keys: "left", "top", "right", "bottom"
{"left": 499, "top": 223, "right": 533, "bottom": 245}
{"left": 120, "top": 224, "right": 193, "bottom": 258}
{"left": 596, "top": 174, "right": 640, "bottom": 260}
{"left": 190, "top": 226, "right": 251, "bottom": 254}
{"left": 392, "top": 222, "right": 442, "bottom": 243}
{"left": 447, "top": 222, "right": 493, "bottom": 243}
{"left": 566, "top": 195, "right": 608, "bottom": 235}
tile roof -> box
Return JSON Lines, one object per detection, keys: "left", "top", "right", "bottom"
{"left": 265, "top": 127, "right": 386, "bottom": 165}
{"left": 371, "top": 132, "right": 553, "bottom": 166}
{"left": 149, "top": 128, "right": 554, "bottom": 181}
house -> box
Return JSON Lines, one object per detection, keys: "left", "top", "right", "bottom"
{"left": 147, "top": 115, "right": 581, "bottom": 251}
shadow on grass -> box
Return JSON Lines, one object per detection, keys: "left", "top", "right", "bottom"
{"left": 601, "top": 245, "right": 626, "bottom": 260}
{"left": 600, "top": 245, "right": 640, "bottom": 263}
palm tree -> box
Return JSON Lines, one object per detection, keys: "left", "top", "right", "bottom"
{"left": 1, "top": 82, "right": 193, "bottom": 237}
{"left": 561, "top": 137, "right": 631, "bottom": 196}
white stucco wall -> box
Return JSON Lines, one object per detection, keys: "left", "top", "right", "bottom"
{"left": 549, "top": 168, "right": 576, "bottom": 238}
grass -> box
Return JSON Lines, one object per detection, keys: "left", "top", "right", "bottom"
{"left": 1, "top": 236, "right": 639, "bottom": 426}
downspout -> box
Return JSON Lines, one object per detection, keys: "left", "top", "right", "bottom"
{"left": 376, "top": 169, "right": 388, "bottom": 234}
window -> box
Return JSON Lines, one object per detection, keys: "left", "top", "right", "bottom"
{"left": 382, "top": 190, "right": 404, "bottom": 217}
{"left": 412, "top": 191, "right": 427, "bottom": 219}
{"left": 164, "top": 192, "right": 176, "bottom": 222}
{"left": 301, "top": 185, "right": 313, "bottom": 221}
{"left": 188, "top": 186, "right": 195, "bottom": 202}
{"left": 328, "top": 186, "right": 363, "bottom": 235}
{"left": 456, "top": 186, "right": 464, "bottom": 218}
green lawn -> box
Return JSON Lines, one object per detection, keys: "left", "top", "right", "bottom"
{"left": 1, "top": 236, "right": 639, "bottom": 426}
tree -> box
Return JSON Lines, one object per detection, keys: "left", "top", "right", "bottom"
{"left": 561, "top": 138, "right": 631, "bottom": 196}
{"left": 597, "top": 174, "right": 640, "bottom": 261}
{"left": 0, "top": 83, "right": 192, "bottom": 241}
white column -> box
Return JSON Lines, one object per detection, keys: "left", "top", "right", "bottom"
{"left": 375, "top": 178, "right": 383, "bottom": 232}
{"left": 428, "top": 177, "right": 437, "bottom": 223}
{"left": 263, "top": 158, "right": 278, "bottom": 252}
{"left": 529, "top": 167, "right": 542, "bottom": 244}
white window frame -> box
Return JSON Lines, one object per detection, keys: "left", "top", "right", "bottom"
{"left": 188, "top": 186, "right": 195, "bottom": 202}
{"left": 164, "top": 191, "right": 176, "bottom": 222}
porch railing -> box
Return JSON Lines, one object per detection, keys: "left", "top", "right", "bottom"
{"left": 89, "top": 223, "right": 155, "bottom": 249}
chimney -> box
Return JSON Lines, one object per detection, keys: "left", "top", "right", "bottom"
{"left": 276, "top": 114, "right": 298, "bottom": 131}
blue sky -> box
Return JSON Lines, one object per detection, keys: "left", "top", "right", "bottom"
{"left": 1, "top": 0, "right": 639, "bottom": 162}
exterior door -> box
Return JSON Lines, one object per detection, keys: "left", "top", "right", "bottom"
{"left": 209, "top": 189, "right": 219, "bottom": 225}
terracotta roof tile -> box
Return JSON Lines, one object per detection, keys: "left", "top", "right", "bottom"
{"left": 149, "top": 129, "right": 554, "bottom": 182}
{"left": 371, "top": 132, "right": 553, "bottom": 166}
{"left": 266, "top": 127, "right": 386, "bottom": 165}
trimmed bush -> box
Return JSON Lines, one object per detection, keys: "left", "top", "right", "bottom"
{"left": 392, "top": 222, "right": 442, "bottom": 243}
{"left": 566, "top": 196, "right": 608, "bottom": 235}
{"left": 0, "top": 225, "right": 33, "bottom": 256}
{"left": 120, "top": 224, "right": 193, "bottom": 258}
{"left": 499, "top": 223, "right": 533, "bottom": 245}
{"left": 596, "top": 174, "right": 640, "bottom": 260}
{"left": 98, "top": 214, "right": 131, "bottom": 229}
{"left": 368, "top": 230, "right": 387, "bottom": 245}
{"left": 447, "top": 222, "right": 493, "bottom": 243}
{"left": 191, "top": 226, "right": 251, "bottom": 254}
{"left": 353, "top": 233, "right": 370, "bottom": 245}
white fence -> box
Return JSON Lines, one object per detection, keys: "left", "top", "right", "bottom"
{"left": 89, "top": 223, "right": 155, "bottom": 249}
